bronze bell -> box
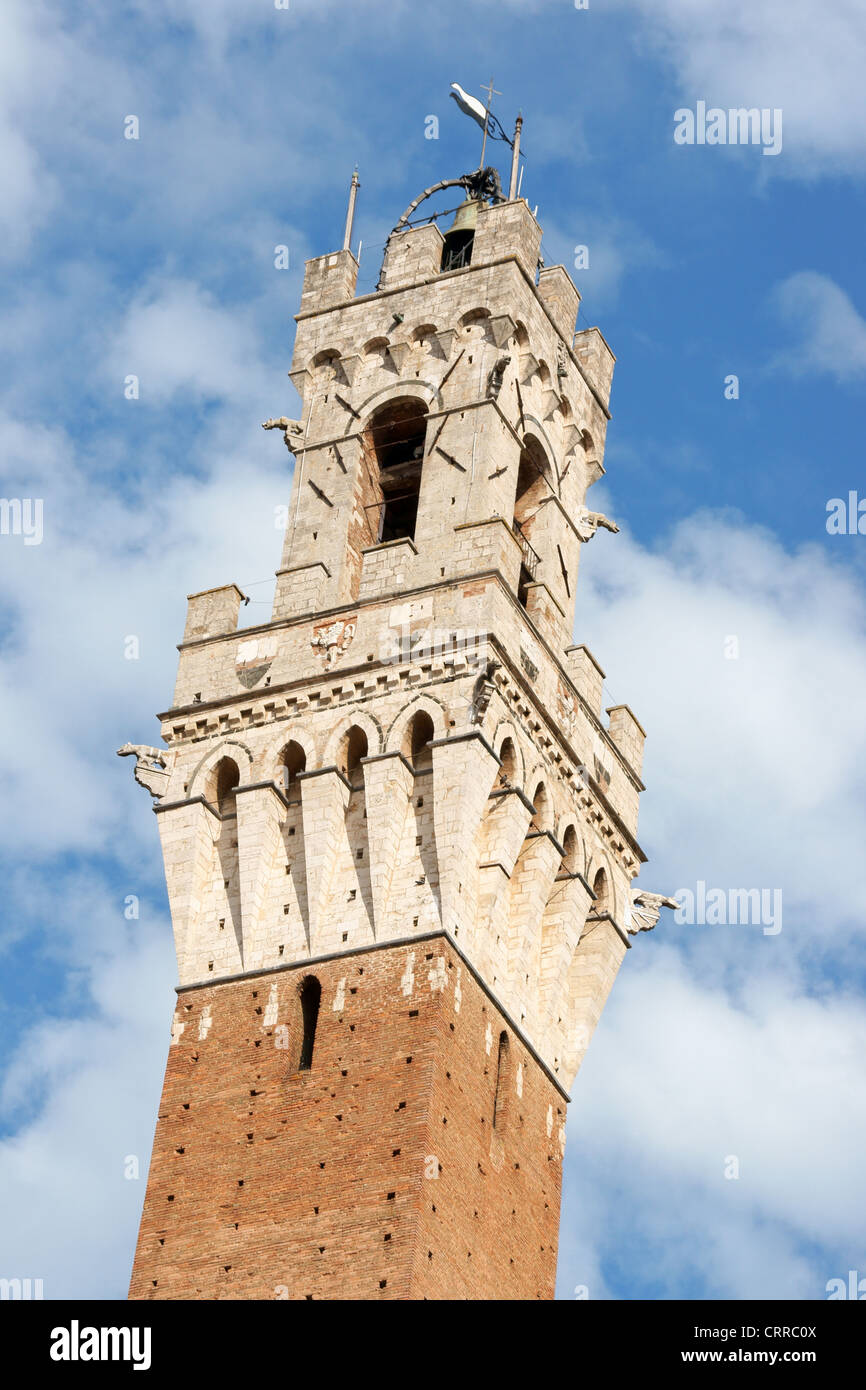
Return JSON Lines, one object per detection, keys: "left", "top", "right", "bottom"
{"left": 447, "top": 197, "right": 480, "bottom": 234}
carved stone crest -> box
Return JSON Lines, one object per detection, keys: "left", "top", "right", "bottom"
{"left": 311, "top": 615, "right": 357, "bottom": 668}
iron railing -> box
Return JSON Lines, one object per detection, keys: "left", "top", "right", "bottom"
{"left": 512, "top": 518, "right": 541, "bottom": 580}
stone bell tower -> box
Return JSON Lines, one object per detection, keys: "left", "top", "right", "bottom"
{"left": 123, "top": 162, "right": 673, "bottom": 1301}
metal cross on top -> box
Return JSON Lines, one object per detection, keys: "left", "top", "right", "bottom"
{"left": 479, "top": 77, "right": 502, "bottom": 168}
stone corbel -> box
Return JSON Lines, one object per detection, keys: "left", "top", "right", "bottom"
{"left": 339, "top": 354, "right": 361, "bottom": 387}
{"left": 288, "top": 367, "right": 311, "bottom": 399}
{"left": 519, "top": 351, "right": 539, "bottom": 385}
{"left": 434, "top": 328, "right": 456, "bottom": 360}
{"left": 561, "top": 422, "right": 583, "bottom": 453}
{"left": 489, "top": 313, "right": 516, "bottom": 349}
{"left": 387, "top": 342, "right": 410, "bottom": 374}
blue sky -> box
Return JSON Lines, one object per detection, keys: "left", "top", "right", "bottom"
{"left": 1, "top": 0, "right": 865, "bottom": 1300}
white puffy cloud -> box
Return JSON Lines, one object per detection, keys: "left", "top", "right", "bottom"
{"left": 0, "top": 369, "right": 287, "bottom": 860}
{"left": 772, "top": 272, "right": 866, "bottom": 382}
{"left": 617, "top": 0, "right": 866, "bottom": 176}
{"left": 577, "top": 512, "right": 866, "bottom": 934}
{"left": 560, "top": 946, "right": 866, "bottom": 1298}
{"left": 105, "top": 278, "right": 268, "bottom": 404}
{"left": 0, "top": 883, "right": 176, "bottom": 1299}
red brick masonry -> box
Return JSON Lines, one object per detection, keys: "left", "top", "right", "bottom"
{"left": 129, "top": 936, "right": 565, "bottom": 1300}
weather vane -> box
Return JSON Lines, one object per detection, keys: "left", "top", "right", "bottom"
{"left": 449, "top": 80, "right": 514, "bottom": 171}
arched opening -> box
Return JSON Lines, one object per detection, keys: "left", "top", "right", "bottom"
{"left": 404, "top": 709, "right": 435, "bottom": 771}
{"left": 363, "top": 398, "right": 429, "bottom": 545}
{"left": 297, "top": 976, "right": 321, "bottom": 1071}
{"left": 412, "top": 323, "right": 438, "bottom": 353}
{"left": 278, "top": 741, "right": 306, "bottom": 797}
{"left": 497, "top": 737, "right": 517, "bottom": 788}
{"left": 311, "top": 348, "right": 340, "bottom": 386}
{"left": 441, "top": 200, "right": 478, "bottom": 272}
{"left": 492, "top": 1031, "right": 511, "bottom": 1130}
{"left": 208, "top": 756, "right": 240, "bottom": 815}
{"left": 512, "top": 437, "right": 548, "bottom": 608}
{"left": 530, "top": 781, "right": 549, "bottom": 832}
{"left": 592, "top": 867, "right": 610, "bottom": 915}
{"left": 562, "top": 825, "right": 580, "bottom": 875}
{"left": 338, "top": 725, "right": 368, "bottom": 779}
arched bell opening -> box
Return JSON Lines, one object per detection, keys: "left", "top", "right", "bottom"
{"left": 362, "top": 398, "right": 429, "bottom": 545}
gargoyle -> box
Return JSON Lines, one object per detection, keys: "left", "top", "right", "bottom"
{"left": 117, "top": 743, "right": 175, "bottom": 800}
{"left": 262, "top": 417, "right": 305, "bottom": 453}
{"left": 468, "top": 658, "right": 501, "bottom": 726}
{"left": 576, "top": 507, "right": 619, "bottom": 542}
{"left": 486, "top": 355, "right": 511, "bottom": 400}
{"left": 627, "top": 890, "right": 679, "bottom": 935}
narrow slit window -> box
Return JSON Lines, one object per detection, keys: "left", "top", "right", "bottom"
{"left": 492, "top": 1031, "right": 510, "bottom": 1131}
{"left": 298, "top": 976, "right": 321, "bottom": 1072}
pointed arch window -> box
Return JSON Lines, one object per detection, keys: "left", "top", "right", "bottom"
{"left": 403, "top": 709, "right": 435, "bottom": 771}
{"left": 279, "top": 740, "right": 306, "bottom": 798}
{"left": 592, "top": 867, "right": 610, "bottom": 915}
{"left": 207, "top": 756, "right": 240, "bottom": 815}
{"left": 338, "top": 724, "right": 368, "bottom": 780}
